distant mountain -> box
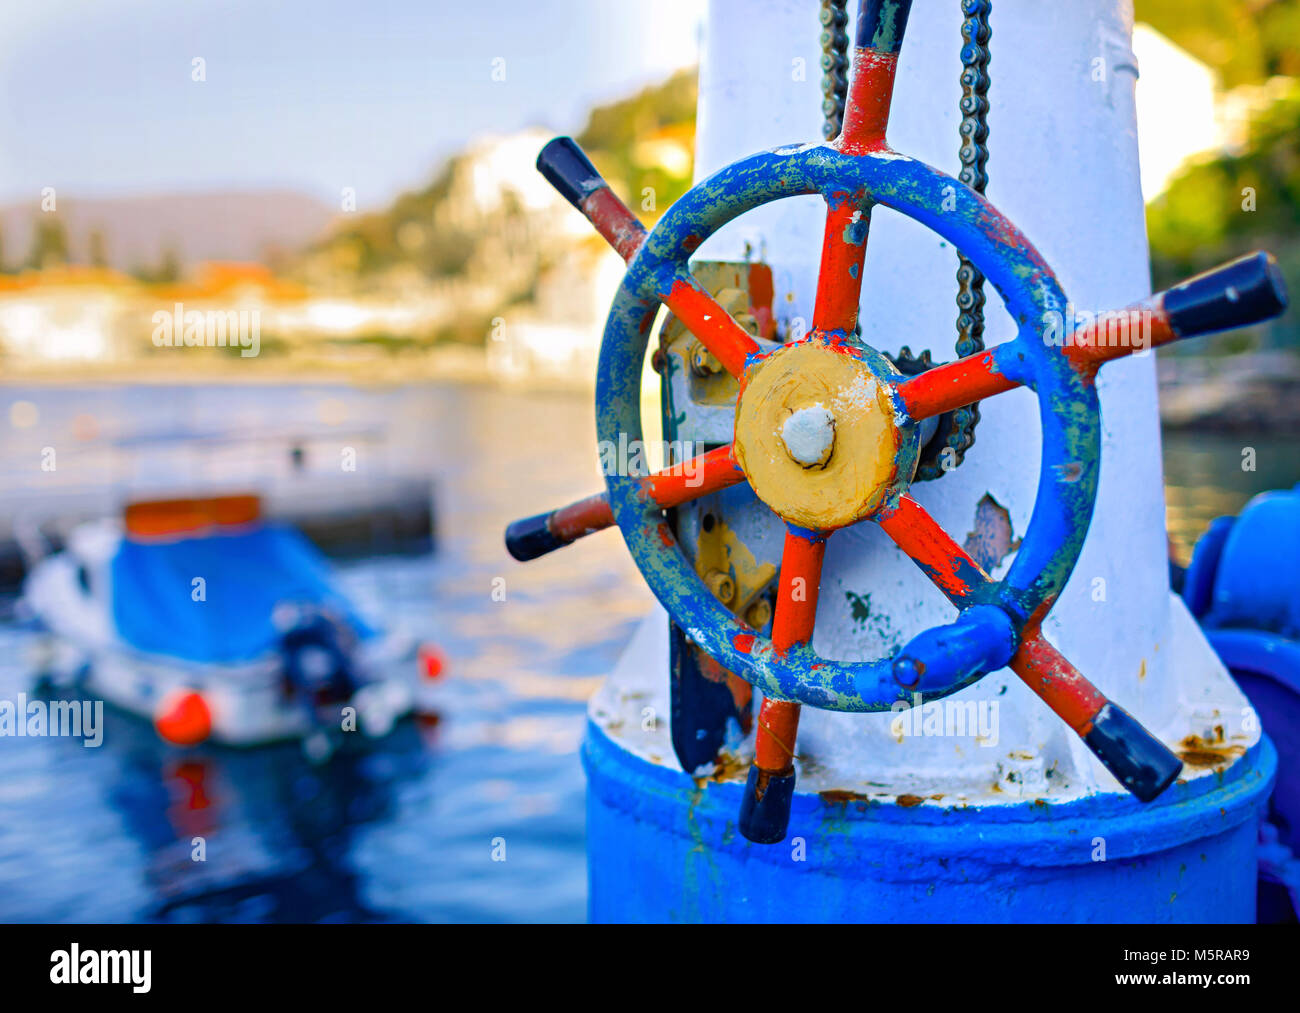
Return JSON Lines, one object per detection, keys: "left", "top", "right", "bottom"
{"left": 0, "top": 191, "right": 337, "bottom": 274}
{"left": 293, "top": 70, "right": 696, "bottom": 284}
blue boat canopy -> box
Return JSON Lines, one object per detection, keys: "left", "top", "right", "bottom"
{"left": 111, "top": 523, "right": 374, "bottom": 664}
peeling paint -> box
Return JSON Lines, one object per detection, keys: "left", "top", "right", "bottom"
{"left": 962, "top": 492, "right": 1022, "bottom": 574}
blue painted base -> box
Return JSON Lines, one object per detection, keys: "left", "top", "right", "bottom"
{"left": 583, "top": 722, "right": 1277, "bottom": 923}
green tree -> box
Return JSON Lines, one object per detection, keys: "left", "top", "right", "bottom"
{"left": 1138, "top": 0, "right": 1300, "bottom": 351}
{"left": 130, "top": 243, "right": 182, "bottom": 284}
{"left": 1136, "top": 0, "right": 1300, "bottom": 89}
{"left": 577, "top": 68, "right": 697, "bottom": 219}
{"left": 25, "top": 216, "right": 70, "bottom": 270}
{"left": 154, "top": 244, "right": 181, "bottom": 283}
{"left": 88, "top": 228, "right": 109, "bottom": 268}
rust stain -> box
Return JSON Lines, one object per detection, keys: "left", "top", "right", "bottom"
{"left": 1177, "top": 732, "right": 1245, "bottom": 769}
{"left": 896, "top": 793, "right": 925, "bottom": 808}
{"left": 820, "top": 789, "right": 871, "bottom": 805}
{"left": 710, "top": 752, "right": 749, "bottom": 782}
{"left": 691, "top": 751, "right": 750, "bottom": 789}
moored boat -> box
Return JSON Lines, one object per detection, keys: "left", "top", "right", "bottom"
{"left": 23, "top": 494, "right": 439, "bottom": 750}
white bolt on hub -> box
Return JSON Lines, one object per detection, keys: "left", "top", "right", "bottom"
{"left": 780, "top": 404, "right": 836, "bottom": 468}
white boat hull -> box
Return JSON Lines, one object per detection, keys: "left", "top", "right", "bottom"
{"left": 23, "top": 520, "right": 427, "bottom": 746}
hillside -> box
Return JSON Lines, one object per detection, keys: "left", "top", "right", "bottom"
{"left": 291, "top": 70, "right": 697, "bottom": 343}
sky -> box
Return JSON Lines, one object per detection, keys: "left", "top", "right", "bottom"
{"left": 0, "top": 0, "right": 704, "bottom": 209}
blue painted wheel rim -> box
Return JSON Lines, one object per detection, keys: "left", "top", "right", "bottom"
{"left": 596, "top": 143, "right": 1101, "bottom": 712}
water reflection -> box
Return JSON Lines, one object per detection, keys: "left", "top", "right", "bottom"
{"left": 1163, "top": 431, "right": 1298, "bottom": 562}
{"left": 110, "top": 725, "right": 426, "bottom": 923}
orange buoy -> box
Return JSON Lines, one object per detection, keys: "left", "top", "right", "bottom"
{"left": 154, "top": 690, "right": 212, "bottom": 746}
{"left": 419, "top": 644, "right": 446, "bottom": 681}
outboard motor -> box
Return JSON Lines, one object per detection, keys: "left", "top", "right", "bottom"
{"left": 276, "top": 603, "right": 361, "bottom": 707}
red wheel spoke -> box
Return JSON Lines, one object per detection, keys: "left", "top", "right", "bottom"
{"left": 1070, "top": 253, "right": 1286, "bottom": 370}
{"left": 813, "top": 4, "right": 913, "bottom": 337}
{"left": 754, "top": 699, "right": 801, "bottom": 775}
{"left": 504, "top": 445, "right": 745, "bottom": 561}
{"left": 835, "top": 1, "right": 911, "bottom": 153}
{"left": 536, "top": 137, "right": 647, "bottom": 262}
{"left": 771, "top": 530, "right": 827, "bottom": 652}
{"left": 753, "top": 530, "right": 827, "bottom": 774}
{"left": 644, "top": 444, "right": 746, "bottom": 508}
{"left": 582, "top": 187, "right": 648, "bottom": 263}
{"left": 875, "top": 495, "right": 1119, "bottom": 750}
{"left": 1012, "top": 630, "right": 1181, "bottom": 799}
{"left": 1056, "top": 295, "right": 1181, "bottom": 377}
{"left": 659, "top": 274, "right": 761, "bottom": 378}
{"left": 897, "top": 292, "right": 1237, "bottom": 424}
{"left": 875, "top": 494, "right": 988, "bottom": 602}
{"left": 740, "top": 529, "right": 826, "bottom": 841}
{"left": 543, "top": 492, "right": 615, "bottom": 544}
{"left": 812, "top": 197, "right": 872, "bottom": 333}
{"left": 1009, "top": 630, "right": 1107, "bottom": 736}
{"left": 895, "top": 346, "right": 1021, "bottom": 422}
{"left": 900, "top": 252, "right": 1289, "bottom": 420}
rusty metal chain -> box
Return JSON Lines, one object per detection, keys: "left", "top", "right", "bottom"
{"left": 822, "top": 0, "right": 992, "bottom": 481}
{"left": 930, "top": 0, "right": 993, "bottom": 482}
{"left": 819, "top": 0, "right": 851, "bottom": 141}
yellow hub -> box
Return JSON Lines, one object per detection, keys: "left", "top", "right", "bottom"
{"left": 734, "top": 338, "right": 902, "bottom": 530}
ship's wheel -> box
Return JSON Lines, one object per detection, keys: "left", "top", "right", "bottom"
{"left": 506, "top": 0, "right": 1288, "bottom": 842}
